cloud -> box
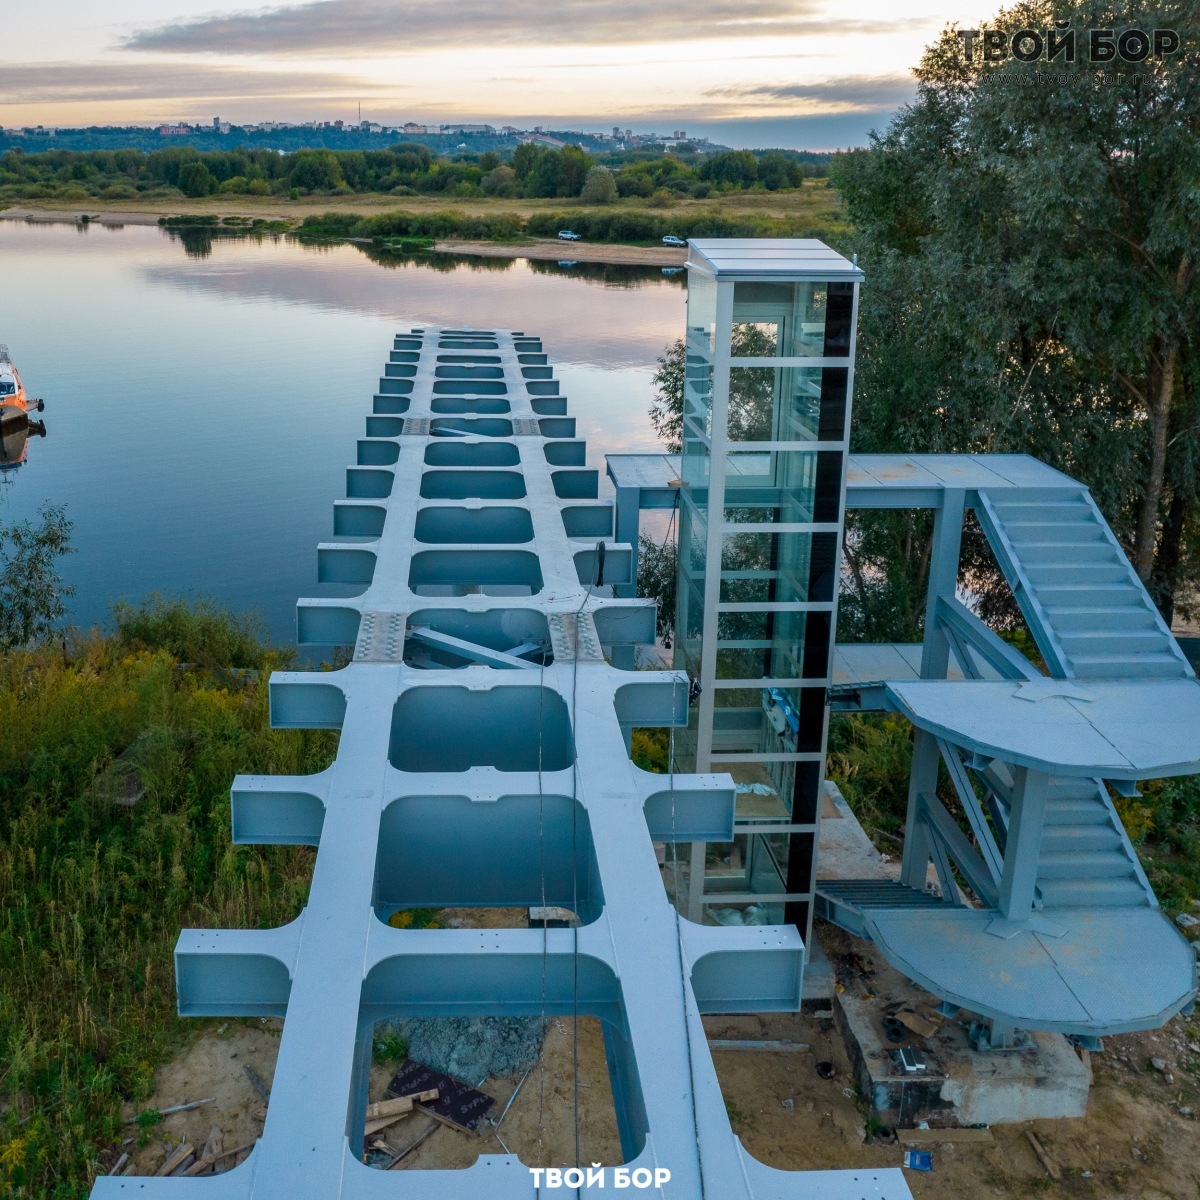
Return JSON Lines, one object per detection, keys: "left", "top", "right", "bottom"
{"left": 0, "top": 61, "right": 386, "bottom": 104}
{"left": 123, "top": 0, "right": 837, "bottom": 55}
{"left": 705, "top": 73, "right": 916, "bottom": 112}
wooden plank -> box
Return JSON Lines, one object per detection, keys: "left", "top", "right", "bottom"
{"left": 1026, "top": 1130, "right": 1061, "bottom": 1179}
{"left": 387, "top": 1061, "right": 493, "bottom": 1135}
{"left": 899, "top": 1127, "right": 994, "bottom": 1144}
{"left": 366, "top": 1089, "right": 439, "bottom": 1120}
{"left": 156, "top": 1143, "right": 193, "bottom": 1176}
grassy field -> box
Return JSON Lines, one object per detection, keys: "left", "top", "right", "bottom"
{"left": 1, "top": 180, "right": 848, "bottom": 242}
{"left": 0, "top": 599, "right": 337, "bottom": 1197}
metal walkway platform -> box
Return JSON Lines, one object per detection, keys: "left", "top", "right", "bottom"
{"left": 93, "top": 328, "right": 908, "bottom": 1200}
{"left": 607, "top": 449, "right": 1199, "bottom": 1039}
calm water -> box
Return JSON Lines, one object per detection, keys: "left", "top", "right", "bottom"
{"left": 0, "top": 221, "right": 683, "bottom": 644}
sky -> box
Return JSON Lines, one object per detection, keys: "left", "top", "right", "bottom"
{"left": 1, "top": 1, "right": 972, "bottom": 149}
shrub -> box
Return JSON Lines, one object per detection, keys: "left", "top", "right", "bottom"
{"left": 112, "top": 593, "right": 273, "bottom": 670}
{"left": 580, "top": 166, "right": 617, "bottom": 205}
{"left": 247, "top": 178, "right": 270, "bottom": 195}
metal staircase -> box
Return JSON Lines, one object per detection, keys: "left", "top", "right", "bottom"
{"left": 1035, "top": 776, "right": 1154, "bottom": 908}
{"left": 817, "top": 460, "right": 1198, "bottom": 1038}
{"left": 976, "top": 486, "right": 1193, "bottom": 681}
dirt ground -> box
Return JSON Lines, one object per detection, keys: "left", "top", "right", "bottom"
{"left": 121, "top": 909, "right": 1200, "bottom": 1194}
{"left": 117, "top": 1019, "right": 280, "bottom": 1177}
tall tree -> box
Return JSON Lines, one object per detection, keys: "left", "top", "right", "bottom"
{"left": 833, "top": 0, "right": 1200, "bottom": 626}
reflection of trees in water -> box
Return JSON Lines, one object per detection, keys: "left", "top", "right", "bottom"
{"left": 355, "top": 244, "right": 686, "bottom": 287}
{"left": 358, "top": 245, "right": 518, "bottom": 274}
{"left": 165, "top": 229, "right": 288, "bottom": 260}
{"left": 727, "top": 324, "right": 777, "bottom": 441}
{"left": 527, "top": 259, "right": 687, "bottom": 289}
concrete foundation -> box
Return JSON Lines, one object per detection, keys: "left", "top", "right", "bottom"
{"left": 815, "top": 784, "right": 1092, "bottom": 1126}
{"left": 834, "top": 955, "right": 1091, "bottom": 1127}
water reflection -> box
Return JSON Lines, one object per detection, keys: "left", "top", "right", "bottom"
{"left": 0, "top": 406, "right": 46, "bottom": 472}
{"left": 0, "top": 220, "right": 681, "bottom": 640}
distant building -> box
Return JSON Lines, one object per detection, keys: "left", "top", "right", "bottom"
{"left": 441, "top": 123, "right": 495, "bottom": 134}
{"left": 403, "top": 123, "right": 437, "bottom": 135}
{"left": 157, "top": 125, "right": 191, "bottom": 136}
{"left": 27, "top": 125, "right": 55, "bottom": 138}
{"left": 213, "top": 117, "right": 220, "bottom": 130}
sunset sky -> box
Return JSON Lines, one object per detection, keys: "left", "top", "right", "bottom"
{"left": 4, "top": 0, "right": 966, "bottom": 148}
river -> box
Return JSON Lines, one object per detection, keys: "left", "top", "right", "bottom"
{"left": 0, "top": 220, "right": 683, "bottom": 644}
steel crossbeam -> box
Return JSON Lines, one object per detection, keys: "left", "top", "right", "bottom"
{"left": 92, "top": 326, "right": 908, "bottom": 1199}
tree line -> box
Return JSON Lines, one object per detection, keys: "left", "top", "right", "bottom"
{"left": 0, "top": 143, "right": 829, "bottom": 203}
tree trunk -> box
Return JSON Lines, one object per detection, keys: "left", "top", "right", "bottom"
{"left": 1153, "top": 489, "right": 1188, "bottom": 626}
{"left": 1135, "top": 340, "right": 1179, "bottom": 581}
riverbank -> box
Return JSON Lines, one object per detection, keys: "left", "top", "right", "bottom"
{"left": 0, "top": 181, "right": 847, "bottom": 261}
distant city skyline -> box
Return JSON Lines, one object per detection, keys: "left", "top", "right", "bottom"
{"left": 5, "top": 1, "right": 960, "bottom": 150}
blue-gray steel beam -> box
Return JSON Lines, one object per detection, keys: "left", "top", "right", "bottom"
{"left": 93, "top": 324, "right": 908, "bottom": 1200}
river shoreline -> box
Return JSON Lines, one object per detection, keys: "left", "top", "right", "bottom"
{"left": 0, "top": 207, "right": 688, "bottom": 265}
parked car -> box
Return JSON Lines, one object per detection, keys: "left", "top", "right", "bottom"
{"left": 662, "top": 235, "right": 686, "bottom": 247}
{"left": 557, "top": 230, "right": 582, "bottom": 241}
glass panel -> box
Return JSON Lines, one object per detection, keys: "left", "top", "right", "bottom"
{"left": 727, "top": 366, "right": 847, "bottom": 443}
{"left": 717, "top": 613, "right": 810, "bottom": 679}
{"left": 713, "top": 685, "right": 824, "bottom": 746}
{"left": 714, "top": 583, "right": 829, "bottom": 684}
{"left": 719, "top": 530, "right": 821, "bottom": 603}
{"left": 724, "top": 449, "right": 816, "bottom": 523}
{"left": 686, "top": 272, "right": 718, "bottom": 356}
{"left": 683, "top": 353, "right": 713, "bottom": 441}
{"left": 731, "top": 280, "right": 852, "bottom": 358}
{"left": 676, "top": 504, "right": 707, "bottom": 677}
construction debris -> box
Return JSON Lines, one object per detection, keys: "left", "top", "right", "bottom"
{"left": 706, "top": 1040, "right": 810, "bottom": 1052}
{"left": 1025, "top": 1130, "right": 1061, "bottom": 1180}
{"left": 156, "top": 1143, "right": 194, "bottom": 1177}
{"left": 244, "top": 1065, "right": 271, "bottom": 1102}
{"left": 363, "top": 1090, "right": 440, "bottom": 1135}
{"left": 124, "top": 1098, "right": 214, "bottom": 1124}
{"left": 893, "top": 1011, "right": 940, "bottom": 1039}
{"left": 387, "top": 1061, "right": 494, "bottom": 1135}
{"left": 899, "top": 1127, "right": 993, "bottom": 1144}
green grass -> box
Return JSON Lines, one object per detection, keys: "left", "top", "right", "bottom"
{"left": 0, "top": 600, "right": 337, "bottom": 1196}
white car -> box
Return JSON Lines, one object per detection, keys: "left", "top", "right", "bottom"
{"left": 557, "top": 230, "right": 582, "bottom": 241}
{"left": 662, "top": 235, "right": 686, "bottom": 247}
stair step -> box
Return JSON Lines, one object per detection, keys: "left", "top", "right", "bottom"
{"left": 1044, "top": 802, "right": 1116, "bottom": 825}
{"left": 1024, "top": 564, "right": 1130, "bottom": 584}
{"left": 1037, "top": 877, "right": 1151, "bottom": 907}
{"left": 1037, "top": 850, "right": 1138, "bottom": 879}
{"left": 1015, "top": 543, "right": 1122, "bottom": 565}
{"left": 1041, "top": 828, "right": 1126, "bottom": 853}
{"left": 1070, "top": 654, "right": 1188, "bottom": 679}
{"left": 1005, "top": 525, "right": 1107, "bottom": 544}
{"left": 1042, "top": 607, "right": 1159, "bottom": 631}
{"left": 1036, "top": 587, "right": 1146, "bottom": 607}
{"left": 991, "top": 499, "right": 1090, "bottom": 518}
{"left": 1059, "top": 630, "right": 1173, "bottom": 652}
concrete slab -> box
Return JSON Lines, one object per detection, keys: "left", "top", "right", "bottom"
{"left": 829, "top": 939, "right": 1091, "bottom": 1128}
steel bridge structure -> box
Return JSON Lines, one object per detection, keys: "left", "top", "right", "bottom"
{"left": 93, "top": 316, "right": 907, "bottom": 1199}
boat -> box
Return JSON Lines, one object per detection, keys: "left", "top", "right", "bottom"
{"left": 0, "top": 345, "right": 46, "bottom": 471}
